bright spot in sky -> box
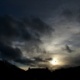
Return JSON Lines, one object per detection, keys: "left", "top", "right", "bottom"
{"left": 49, "top": 57, "right": 60, "bottom": 66}
{"left": 49, "top": 55, "right": 66, "bottom": 67}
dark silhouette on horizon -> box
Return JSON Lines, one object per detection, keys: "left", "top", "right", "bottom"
{"left": 0, "top": 60, "right": 80, "bottom": 80}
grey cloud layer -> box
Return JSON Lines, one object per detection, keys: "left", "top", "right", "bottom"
{"left": 0, "top": 15, "right": 53, "bottom": 68}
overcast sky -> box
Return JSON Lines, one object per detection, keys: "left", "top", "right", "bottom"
{"left": 0, "top": 0, "right": 80, "bottom": 70}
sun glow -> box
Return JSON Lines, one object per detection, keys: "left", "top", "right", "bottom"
{"left": 49, "top": 55, "right": 65, "bottom": 66}
{"left": 49, "top": 57, "right": 59, "bottom": 65}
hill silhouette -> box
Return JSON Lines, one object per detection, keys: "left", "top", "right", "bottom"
{"left": 0, "top": 60, "right": 80, "bottom": 80}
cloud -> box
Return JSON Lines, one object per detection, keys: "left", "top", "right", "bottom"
{"left": 0, "top": 1, "right": 80, "bottom": 70}
{"left": 0, "top": 15, "right": 54, "bottom": 69}
{"left": 14, "top": 58, "right": 35, "bottom": 65}
{"left": 33, "top": 57, "right": 52, "bottom": 62}
{"left": 0, "top": 42, "right": 22, "bottom": 60}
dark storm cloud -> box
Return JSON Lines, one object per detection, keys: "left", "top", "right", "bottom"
{"left": 0, "top": 15, "right": 53, "bottom": 66}
{"left": 0, "top": 41, "right": 23, "bottom": 61}
{"left": 0, "top": 15, "right": 53, "bottom": 40}
{"left": 33, "top": 57, "right": 52, "bottom": 62}
{"left": 14, "top": 56, "right": 52, "bottom": 65}
{"left": 0, "top": 41, "right": 37, "bottom": 65}
{"left": 14, "top": 58, "right": 35, "bottom": 65}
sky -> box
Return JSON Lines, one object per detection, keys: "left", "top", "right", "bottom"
{"left": 0, "top": 0, "right": 80, "bottom": 70}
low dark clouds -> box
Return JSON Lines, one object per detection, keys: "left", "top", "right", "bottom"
{"left": 0, "top": 42, "right": 22, "bottom": 60}
{"left": 33, "top": 57, "right": 52, "bottom": 62}
{"left": 0, "top": 15, "right": 53, "bottom": 67}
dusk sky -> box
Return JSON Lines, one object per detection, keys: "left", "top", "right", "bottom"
{"left": 0, "top": 0, "right": 80, "bottom": 70}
